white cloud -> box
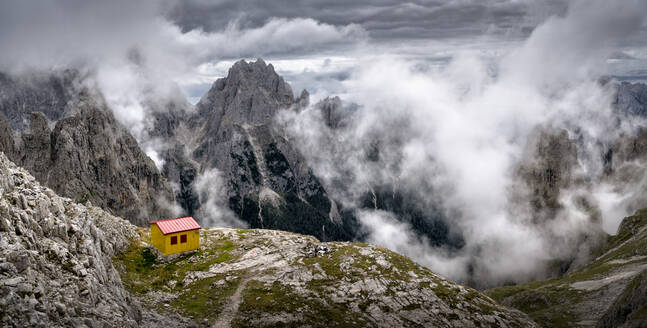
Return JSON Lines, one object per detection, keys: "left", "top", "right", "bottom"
{"left": 193, "top": 168, "right": 247, "bottom": 228}
{"left": 278, "top": 0, "right": 647, "bottom": 286}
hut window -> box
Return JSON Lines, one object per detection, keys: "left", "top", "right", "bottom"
{"left": 180, "top": 234, "right": 187, "bottom": 243}
{"left": 171, "top": 236, "right": 178, "bottom": 245}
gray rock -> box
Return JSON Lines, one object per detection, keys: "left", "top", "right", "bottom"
{"left": 614, "top": 81, "right": 647, "bottom": 117}
{"left": 0, "top": 262, "right": 16, "bottom": 275}
{"left": 516, "top": 128, "right": 579, "bottom": 224}
{"left": 0, "top": 153, "right": 144, "bottom": 326}
{"left": 597, "top": 270, "right": 647, "bottom": 328}
{"left": 314, "top": 96, "right": 347, "bottom": 129}
{"left": 3, "top": 277, "right": 24, "bottom": 287}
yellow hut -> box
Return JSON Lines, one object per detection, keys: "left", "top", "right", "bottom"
{"left": 149, "top": 216, "right": 201, "bottom": 256}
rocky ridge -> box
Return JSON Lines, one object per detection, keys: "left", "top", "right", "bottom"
{"left": 614, "top": 81, "right": 647, "bottom": 117}
{"left": 0, "top": 70, "right": 81, "bottom": 131}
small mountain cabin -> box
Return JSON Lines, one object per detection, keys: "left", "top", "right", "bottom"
{"left": 150, "top": 216, "right": 201, "bottom": 256}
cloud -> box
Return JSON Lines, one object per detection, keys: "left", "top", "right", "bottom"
{"left": 0, "top": 0, "right": 368, "bottom": 165}
{"left": 278, "top": 0, "right": 647, "bottom": 286}
{"left": 193, "top": 168, "right": 247, "bottom": 228}
{"left": 169, "top": 0, "right": 569, "bottom": 41}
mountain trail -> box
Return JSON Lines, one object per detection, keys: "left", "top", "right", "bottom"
{"left": 212, "top": 275, "right": 252, "bottom": 328}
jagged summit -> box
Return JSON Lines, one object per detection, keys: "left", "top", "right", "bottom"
{"left": 195, "top": 59, "right": 294, "bottom": 125}
{"left": 154, "top": 59, "right": 352, "bottom": 241}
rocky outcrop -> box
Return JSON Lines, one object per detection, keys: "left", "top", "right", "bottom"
{"left": 0, "top": 114, "right": 15, "bottom": 156}
{"left": 0, "top": 152, "right": 143, "bottom": 327}
{"left": 115, "top": 227, "right": 538, "bottom": 327}
{"left": 486, "top": 208, "right": 647, "bottom": 327}
{"left": 517, "top": 128, "right": 579, "bottom": 223}
{"left": 598, "top": 270, "right": 647, "bottom": 328}
{"left": 315, "top": 96, "right": 346, "bottom": 129}
{"left": 0, "top": 94, "right": 175, "bottom": 226}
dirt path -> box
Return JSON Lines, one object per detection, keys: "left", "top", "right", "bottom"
{"left": 212, "top": 275, "right": 252, "bottom": 328}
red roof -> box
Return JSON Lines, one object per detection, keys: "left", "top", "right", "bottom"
{"left": 150, "top": 216, "right": 201, "bottom": 235}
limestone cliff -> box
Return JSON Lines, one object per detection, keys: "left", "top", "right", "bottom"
{"left": 0, "top": 72, "right": 175, "bottom": 225}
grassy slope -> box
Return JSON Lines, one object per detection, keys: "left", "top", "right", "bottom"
{"left": 485, "top": 208, "right": 647, "bottom": 327}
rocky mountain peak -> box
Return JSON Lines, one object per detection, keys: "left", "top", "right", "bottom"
{"left": 27, "top": 112, "right": 50, "bottom": 135}
{"left": 296, "top": 89, "right": 310, "bottom": 109}
{"left": 195, "top": 59, "right": 294, "bottom": 126}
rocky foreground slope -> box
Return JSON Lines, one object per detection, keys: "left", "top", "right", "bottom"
{"left": 486, "top": 209, "right": 647, "bottom": 328}
{"left": 0, "top": 152, "right": 146, "bottom": 327}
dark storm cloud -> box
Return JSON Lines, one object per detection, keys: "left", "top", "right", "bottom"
{"left": 168, "top": 0, "right": 568, "bottom": 41}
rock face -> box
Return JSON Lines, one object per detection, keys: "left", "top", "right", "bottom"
{"left": 0, "top": 152, "right": 143, "bottom": 327}
{"left": 614, "top": 81, "right": 647, "bottom": 117}
{"left": 0, "top": 74, "right": 175, "bottom": 226}
{"left": 115, "top": 227, "right": 538, "bottom": 327}
{"left": 315, "top": 96, "right": 347, "bottom": 129}
{"left": 517, "top": 128, "right": 580, "bottom": 223}
{"left": 158, "top": 59, "right": 354, "bottom": 240}
{"left": 486, "top": 208, "right": 647, "bottom": 328}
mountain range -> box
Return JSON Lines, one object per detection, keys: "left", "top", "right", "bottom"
{"left": 2, "top": 60, "right": 647, "bottom": 267}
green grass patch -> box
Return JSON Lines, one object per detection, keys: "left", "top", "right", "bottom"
{"left": 234, "top": 280, "right": 368, "bottom": 328}
{"left": 113, "top": 237, "right": 238, "bottom": 295}
{"left": 171, "top": 274, "right": 241, "bottom": 324}
{"left": 216, "top": 239, "right": 235, "bottom": 252}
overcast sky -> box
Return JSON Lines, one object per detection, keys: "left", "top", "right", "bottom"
{"left": 2, "top": 0, "right": 645, "bottom": 103}
{"left": 169, "top": 0, "right": 571, "bottom": 101}
{"left": 168, "top": 0, "right": 647, "bottom": 102}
